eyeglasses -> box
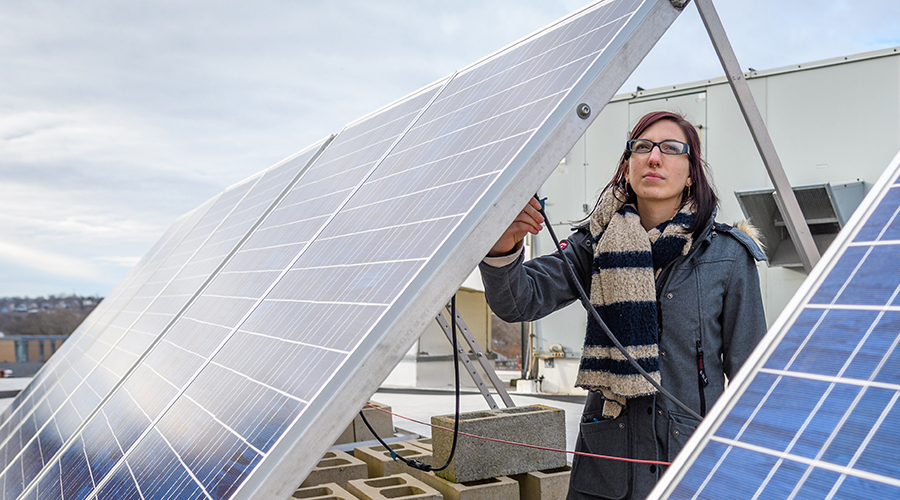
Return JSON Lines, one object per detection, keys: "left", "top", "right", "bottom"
{"left": 627, "top": 139, "right": 690, "bottom": 155}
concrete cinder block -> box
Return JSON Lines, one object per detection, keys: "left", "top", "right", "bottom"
{"left": 300, "top": 449, "right": 368, "bottom": 488}
{"left": 354, "top": 441, "right": 433, "bottom": 478}
{"left": 414, "top": 471, "right": 520, "bottom": 500}
{"left": 292, "top": 482, "right": 358, "bottom": 499}
{"left": 347, "top": 473, "right": 441, "bottom": 500}
{"left": 355, "top": 401, "right": 394, "bottom": 442}
{"left": 407, "top": 438, "right": 432, "bottom": 453}
{"left": 510, "top": 464, "right": 572, "bottom": 500}
{"left": 431, "top": 405, "right": 566, "bottom": 483}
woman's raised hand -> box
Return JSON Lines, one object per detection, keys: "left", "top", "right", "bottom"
{"left": 487, "top": 197, "right": 545, "bottom": 257}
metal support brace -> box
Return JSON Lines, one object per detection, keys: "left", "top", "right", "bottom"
{"left": 445, "top": 304, "right": 516, "bottom": 408}
{"left": 694, "top": 0, "right": 821, "bottom": 273}
{"left": 434, "top": 304, "right": 516, "bottom": 409}
{"left": 434, "top": 311, "right": 499, "bottom": 409}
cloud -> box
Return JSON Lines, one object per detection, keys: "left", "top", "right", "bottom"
{"left": 0, "top": 105, "right": 257, "bottom": 186}
{"left": 0, "top": 181, "right": 168, "bottom": 246}
{"left": 0, "top": 241, "right": 101, "bottom": 281}
{"left": 91, "top": 255, "right": 142, "bottom": 268}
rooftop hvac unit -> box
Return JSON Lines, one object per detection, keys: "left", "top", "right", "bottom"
{"left": 735, "top": 181, "right": 865, "bottom": 269}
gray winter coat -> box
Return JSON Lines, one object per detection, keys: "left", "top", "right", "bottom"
{"left": 479, "top": 215, "right": 766, "bottom": 500}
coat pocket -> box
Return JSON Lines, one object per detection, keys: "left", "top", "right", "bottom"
{"left": 570, "top": 415, "right": 631, "bottom": 500}
{"left": 666, "top": 411, "right": 701, "bottom": 462}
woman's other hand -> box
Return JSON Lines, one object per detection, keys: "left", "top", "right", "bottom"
{"left": 487, "top": 197, "right": 545, "bottom": 257}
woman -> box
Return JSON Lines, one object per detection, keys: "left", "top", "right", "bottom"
{"left": 480, "top": 111, "right": 766, "bottom": 500}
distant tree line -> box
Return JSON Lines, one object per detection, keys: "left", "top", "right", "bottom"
{"left": 0, "top": 295, "right": 102, "bottom": 337}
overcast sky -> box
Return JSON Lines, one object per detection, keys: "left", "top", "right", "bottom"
{"left": 1, "top": 0, "right": 898, "bottom": 298}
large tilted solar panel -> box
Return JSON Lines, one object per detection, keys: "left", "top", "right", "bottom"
{"left": 7, "top": 0, "right": 689, "bottom": 498}
{"left": 20, "top": 80, "right": 447, "bottom": 499}
{"left": 0, "top": 140, "right": 329, "bottom": 499}
{"left": 650, "top": 149, "right": 900, "bottom": 499}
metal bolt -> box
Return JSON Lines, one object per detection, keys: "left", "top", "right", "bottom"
{"left": 576, "top": 103, "right": 591, "bottom": 119}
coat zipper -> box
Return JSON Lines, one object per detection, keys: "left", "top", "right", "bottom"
{"left": 696, "top": 340, "right": 709, "bottom": 417}
{"left": 656, "top": 221, "right": 715, "bottom": 418}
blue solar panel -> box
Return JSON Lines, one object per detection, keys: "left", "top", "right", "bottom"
{"left": 650, "top": 149, "right": 900, "bottom": 499}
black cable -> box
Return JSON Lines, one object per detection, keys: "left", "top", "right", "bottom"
{"left": 359, "top": 295, "right": 462, "bottom": 472}
{"left": 534, "top": 194, "right": 702, "bottom": 421}
{"left": 430, "top": 294, "right": 460, "bottom": 472}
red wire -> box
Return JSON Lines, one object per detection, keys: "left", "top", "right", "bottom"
{"left": 365, "top": 403, "right": 671, "bottom": 466}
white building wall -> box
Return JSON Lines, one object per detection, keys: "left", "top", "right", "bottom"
{"left": 533, "top": 48, "right": 900, "bottom": 394}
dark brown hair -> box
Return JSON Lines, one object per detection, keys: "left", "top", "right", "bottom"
{"left": 598, "top": 110, "right": 717, "bottom": 237}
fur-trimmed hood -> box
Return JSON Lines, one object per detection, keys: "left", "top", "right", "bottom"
{"left": 734, "top": 219, "right": 765, "bottom": 250}
{"left": 711, "top": 219, "right": 767, "bottom": 261}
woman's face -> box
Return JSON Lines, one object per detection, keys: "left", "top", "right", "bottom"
{"left": 625, "top": 119, "right": 692, "bottom": 211}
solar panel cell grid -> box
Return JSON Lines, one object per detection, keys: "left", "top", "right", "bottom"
{"left": 853, "top": 186, "right": 900, "bottom": 242}
{"left": 93, "top": 464, "right": 140, "bottom": 500}
{"left": 10, "top": 82, "right": 445, "bottom": 499}
{"left": 123, "top": 428, "right": 206, "bottom": 499}
{"left": 102, "top": 391, "right": 150, "bottom": 451}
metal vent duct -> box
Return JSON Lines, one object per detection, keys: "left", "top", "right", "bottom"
{"left": 735, "top": 181, "right": 865, "bottom": 269}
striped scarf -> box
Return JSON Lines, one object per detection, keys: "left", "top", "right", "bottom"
{"left": 575, "top": 188, "right": 694, "bottom": 418}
